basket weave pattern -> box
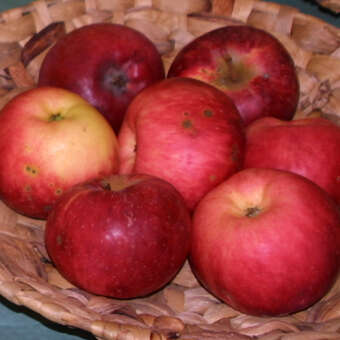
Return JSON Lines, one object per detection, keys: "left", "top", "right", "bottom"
{"left": 0, "top": 0, "right": 340, "bottom": 339}
{"left": 316, "top": 0, "right": 340, "bottom": 13}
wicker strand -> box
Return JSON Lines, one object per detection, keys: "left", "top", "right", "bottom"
{"left": 316, "top": 0, "right": 340, "bottom": 12}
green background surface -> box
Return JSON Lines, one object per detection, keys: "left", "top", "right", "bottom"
{"left": 0, "top": 1, "right": 338, "bottom": 339}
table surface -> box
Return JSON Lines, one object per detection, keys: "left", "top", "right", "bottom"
{"left": 0, "top": 1, "right": 339, "bottom": 340}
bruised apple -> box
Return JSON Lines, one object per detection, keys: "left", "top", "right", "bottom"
{"left": 0, "top": 86, "right": 119, "bottom": 219}
{"left": 118, "top": 77, "right": 245, "bottom": 210}
{"left": 38, "top": 23, "right": 165, "bottom": 133}
{"left": 244, "top": 117, "right": 340, "bottom": 204}
{"left": 45, "top": 174, "right": 191, "bottom": 298}
{"left": 168, "top": 25, "right": 299, "bottom": 125}
{"left": 190, "top": 168, "right": 340, "bottom": 316}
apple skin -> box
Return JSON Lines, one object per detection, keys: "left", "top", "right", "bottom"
{"left": 118, "top": 77, "right": 245, "bottom": 211}
{"left": 45, "top": 173, "right": 191, "bottom": 298}
{"left": 38, "top": 23, "right": 165, "bottom": 134}
{"left": 167, "top": 25, "right": 299, "bottom": 126}
{"left": 190, "top": 168, "right": 340, "bottom": 316}
{"left": 0, "top": 86, "right": 119, "bottom": 219}
{"left": 244, "top": 116, "right": 340, "bottom": 205}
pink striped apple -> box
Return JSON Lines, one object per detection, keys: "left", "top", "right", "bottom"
{"left": 244, "top": 116, "right": 340, "bottom": 204}
{"left": 118, "top": 77, "right": 245, "bottom": 210}
{"left": 190, "top": 168, "right": 340, "bottom": 316}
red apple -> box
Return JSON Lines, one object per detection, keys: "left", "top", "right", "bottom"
{"left": 190, "top": 168, "right": 340, "bottom": 316}
{"left": 118, "top": 77, "right": 245, "bottom": 211}
{"left": 0, "top": 86, "right": 119, "bottom": 219}
{"left": 38, "top": 23, "right": 165, "bottom": 133}
{"left": 167, "top": 25, "right": 299, "bottom": 125}
{"left": 45, "top": 173, "right": 191, "bottom": 298}
{"left": 244, "top": 116, "right": 340, "bottom": 205}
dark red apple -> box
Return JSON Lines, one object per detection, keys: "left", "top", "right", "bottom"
{"left": 167, "top": 25, "right": 299, "bottom": 125}
{"left": 190, "top": 168, "right": 340, "bottom": 316}
{"left": 38, "top": 23, "right": 165, "bottom": 133}
{"left": 244, "top": 116, "right": 340, "bottom": 205}
{"left": 118, "top": 77, "right": 245, "bottom": 211}
{"left": 45, "top": 174, "right": 191, "bottom": 298}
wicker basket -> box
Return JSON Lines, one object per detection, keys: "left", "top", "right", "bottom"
{"left": 0, "top": 0, "right": 340, "bottom": 339}
{"left": 316, "top": 0, "right": 340, "bottom": 13}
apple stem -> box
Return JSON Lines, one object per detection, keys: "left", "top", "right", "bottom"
{"left": 220, "top": 55, "right": 238, "bottom": 84}
{"left": 101, "top": 181, "right": 111, "bottom": 191}
{"left": 216, "top": 54, "right": 256, "bottom": 88}
{"left": 48, "top": 113, "right": 64, "bottom": 122}
{"left": 245, "top": 206, "right": 261, "bottom": 217}
{"left": 227, "top": 60, "right": 239, "bottom": 84}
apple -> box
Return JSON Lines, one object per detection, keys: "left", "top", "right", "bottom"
{"left": 0, "top": 86, "right": 119, "bottom": 219}
{"left": 190, "top": 168, "right": 340, "bottom": 316}
{"left": 118, "top": 77, "right": 245, "bottom": 211}
{"left": 45, "top": 173, "right": 191, "bottom": 298}
{"left": 167, "top": 25, "right": 299, "bottom": 126}
{"left": 244, "top": 116, "right": 340, "bottom": 205}
{"left": 38, "top": 23, "right": 165, "bottom": 134}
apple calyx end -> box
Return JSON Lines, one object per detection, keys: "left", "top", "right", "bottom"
{"left": 102, "top": 66, "right": 128, "bottom": 95}
{"left": 245, "top": 206, "right": 261, "bottom": 218}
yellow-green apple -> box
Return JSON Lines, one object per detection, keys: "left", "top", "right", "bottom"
{"left": 45, "top": 173, "right": 191, "bottom": 298}
{"left": 167, "top": 25, "right": 299, "bottom": 125}
{"left": 38, "top": 23, "right": 165, "bottom": 134}
{"left": 118, "top": 77, "right": 245, "bottom": 211}
{"left": 244, "top": 116, "right": 340, "bottom": 205}
{"left": 0, "top": 86, "right": 119, "bottom": 219}
{"left": 190, "top": 168, "right": 340, "bottom": 316}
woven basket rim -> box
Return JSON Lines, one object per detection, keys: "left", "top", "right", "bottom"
{"left": 0, "top": 1, "right": 339, "bottom": 340}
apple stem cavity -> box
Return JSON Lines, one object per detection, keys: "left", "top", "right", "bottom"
{"left": 245, "top": 206, "right": 261, "bottom": 218}
{"left": 48, "top": 113, "right": 64, "bottom": 122}
{"left": 100, "top": 176, "right": 144, "bottom": 192}
{"left": 216, "top": 55, "right": 256, "bottom": 89}
{"left": 101, "top": 181, "right": 112, "bottom": 191}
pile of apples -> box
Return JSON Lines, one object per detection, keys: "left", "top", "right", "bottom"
{"left": 0, "top": 22, "right": 339, "bottom": 317}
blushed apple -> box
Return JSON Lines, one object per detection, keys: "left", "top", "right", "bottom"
{"left": 0, "top": 86, "right": 119, "bottom": 219}
{"left": 190, "top": 168, "right": 340, "bottom": 316}
{"left": 118, "top": 77, "right": 245, "bottom": 211}
{"left": 45, "top": 173, "right": 191, "bottom": 298}
{"left": 38, "top": 23, "right": 165, "bottom": 133}
{"left": 167, "top": 25, "right": 299, "bottom": 125}
{"left": 244, "top": 116, "right": 340, "bottom": 204}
